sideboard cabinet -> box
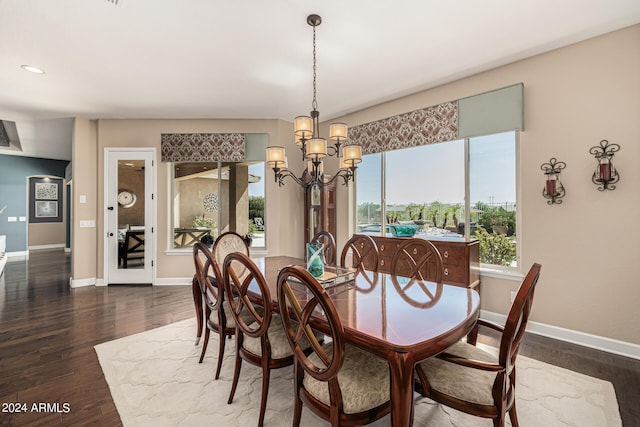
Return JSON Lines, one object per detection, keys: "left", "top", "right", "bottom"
{"left": 371, "top": 235, "right": 480, "bottom": 289}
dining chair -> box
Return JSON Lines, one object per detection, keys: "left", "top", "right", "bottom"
{"left": 310, "top": 230, "right": 337, "bottom": 266}
{"left": 390, "top": 238, "right": 444, "bottom": 282}
{"left": 277, "top": 265, "right": 391, "bottom": 426}
{"left": 223, "top": 251, "right": 298, "bottom": 427}
{"left": 414, "top": 263, "right": 542, "bottom": 427}
{"left": 122, "top": 230, "right": 145, "bottom": 268}
{"left": 340, "top": 234, "right": 379, "bottom": 273}
{"left": 193, "top": 232, "right": 250, "bottom": 380}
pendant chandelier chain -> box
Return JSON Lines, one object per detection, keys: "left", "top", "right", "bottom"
{"left": 312, "top": 24, "right": 318, "bottom": 112}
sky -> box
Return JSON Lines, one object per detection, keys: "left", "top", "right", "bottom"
{"left": 357, "top": 132, "right": 516, "bottom": 206}
{"left": 249, "top": 163, "right": 265, "bottom": 198}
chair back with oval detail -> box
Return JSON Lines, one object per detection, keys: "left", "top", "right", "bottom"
{"left": 340, "top": 234, "right": 379, "bottom": 273}
{"left": 310, "top": 231, "right": 337, "bottom": 266}
{"left": 390, "top": 238, "right": 444, "bottom": 283}
{"left": 223, "top": 251, "right": 294, "bottom": 427}
{"left": 192, "top": 232, "right": 249, "bottom": 379}
{"left": 278, "top": 265, "right": 391, "bottom": 426}
{"left": 415, "top": 263, "right": 542, "bottom": 427}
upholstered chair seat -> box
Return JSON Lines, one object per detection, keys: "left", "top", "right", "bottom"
{"left": 209, "top": 298, "right": 259, "bottom": 329}
{"left": 418, "top": 341, "right": 509, "bottom": 406}
{"left": 277, "top": 266, "right": 391, "bottom": 426}
{"left": 243, "top": 315, "right": 322, "bottom": 359}
{"left": 414, "top": 263, "right": 542, "bottom": 427}
{"left": 303, "top": 342, "right": 390, "bottom": 414}
{"left": 193, "top": 233, "right": 250, "bottom": 380}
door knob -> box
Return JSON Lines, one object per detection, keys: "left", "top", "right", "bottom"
{"left": 109, "top": 232, "right": 114, "bottom": 237}
{"left": 107, "top": 206, "right": 114, "bottom": 211}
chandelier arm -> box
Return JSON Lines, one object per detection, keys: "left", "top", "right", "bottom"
{"left": 274, "top": 169, "right": 307, "bottom": 187}
{"left": 317, "top": 168, "right": 355, "bottom": 188}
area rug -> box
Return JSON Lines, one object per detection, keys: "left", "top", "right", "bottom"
{"left": 95, "top": 318, "right": 621, "bottom": 426}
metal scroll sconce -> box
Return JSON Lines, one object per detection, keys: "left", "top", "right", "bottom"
{"left": 541, "top": 158, "right": 566, "bottom": 205}
{"left": 590, "top": 139, "right": 620, "bottom": 191}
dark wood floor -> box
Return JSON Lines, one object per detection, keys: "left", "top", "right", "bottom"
{"left": 0, "top": 249, "right": 638, "bottom": 426}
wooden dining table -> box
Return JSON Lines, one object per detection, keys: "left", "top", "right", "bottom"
{"left": 193, "top": 255, "right": 480, "bottom": 427}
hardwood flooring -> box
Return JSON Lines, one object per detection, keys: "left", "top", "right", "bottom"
{"left": 0, "top": 249, "right": 638, "bottom": 426}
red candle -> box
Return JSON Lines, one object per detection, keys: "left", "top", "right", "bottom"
{"left": 546, "top": 179, "right": 557, "bottom": 196}
{"left": 599, "top": 163, "right": 611, "bottom": 181}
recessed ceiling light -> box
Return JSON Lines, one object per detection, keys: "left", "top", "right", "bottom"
{"left": 21, "top": 65, "right": 45, "bottom": 74}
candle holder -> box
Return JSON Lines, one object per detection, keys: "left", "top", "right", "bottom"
{"left": 541, "top": 157, "right": 566, "bottom": 205}
{"left": 589, "top": 140, "right": 620, "bottom": 191}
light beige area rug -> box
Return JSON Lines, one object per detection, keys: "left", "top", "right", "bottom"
{"left": 95, "top": 318, "right": 622, "bottom": 427}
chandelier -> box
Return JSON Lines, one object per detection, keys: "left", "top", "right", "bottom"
{"left": 266, "top": 14, "right": 362, "bottom": 189}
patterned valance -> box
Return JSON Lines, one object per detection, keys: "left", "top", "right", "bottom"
{"left": 161, "top": 133, "right": 245, "bottom": 162}
{"left": 349, "top": 101, "right": 458, "bottom": 155}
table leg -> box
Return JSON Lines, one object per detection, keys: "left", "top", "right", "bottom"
{"left": 388, "top": 351, "right": 415, "bottom": 427}
{"left": 192, "top": 275, "right": 203, "bottom": 345}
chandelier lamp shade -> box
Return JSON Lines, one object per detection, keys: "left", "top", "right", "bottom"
{"left": 266, "top": 14, "right": 363, "bottom": 189}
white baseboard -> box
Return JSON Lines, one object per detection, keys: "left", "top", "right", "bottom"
{"left": 480, "top": 310, "right": 640, "bottom": 361}
{"left": 69, "top": 277, "right": 96, "bottom": 288}
{"left": 154, "top": 277, "right": 192, "bottom": 286}
{"left": 29, "top": 244, "right": 66, "bottom": 251}
{"left": 96, "top": 278, "right": 107, "bottom": 287}
{"left": 7, "top": 251, "right": 28, "bottom": 261}
{"left": 0, "top": 253, "right": 6, "bottom": 277}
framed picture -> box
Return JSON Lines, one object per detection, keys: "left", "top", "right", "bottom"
{"left": 35, "top": 182, "right": 59, "bottom": 200}
{"left": 35, "top": 201, "right": 58, "bottom": 218}
{"left": 29, "top": 177, "right": 63, "bottom": 223}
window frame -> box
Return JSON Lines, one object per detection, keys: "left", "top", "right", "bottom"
{"left": 165, "top": 160, "right": 267, "bottom": 255}
{"left": 353, "top": 131, "right": 520, "bottom": 274}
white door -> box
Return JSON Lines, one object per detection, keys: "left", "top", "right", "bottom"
{"left": 105, "top": 149, "right": 155, "bottom": 284}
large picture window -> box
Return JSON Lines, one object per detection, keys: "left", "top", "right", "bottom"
{"left": 171, "top": 161, "right": 265, "bottom": 250}
{"left": 356, "top": 131, "right": 517, "bottom": 269}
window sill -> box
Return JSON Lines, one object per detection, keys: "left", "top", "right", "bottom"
{"left": 165, "top": 248, "right": 191, "bottom": 256}
{"left": 479, "top": 265, "right": 523, "bottom": 281}
{"left": 164, "top": 248, "right": 269, "bottom": 257}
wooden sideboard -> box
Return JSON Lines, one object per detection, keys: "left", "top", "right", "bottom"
{"left": 371, "top": 235, "right": 480, "bottom": 289}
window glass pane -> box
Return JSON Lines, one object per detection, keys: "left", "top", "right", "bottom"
{"left": 172, "top": 161, "right": 265, "bottom": 249}
{"left": 356, "top": 153, "right": 383, "bottom": 236}
{"left": 469, "top": 131, "right": 517, "bottom": 267}
{"left": 385, "top": 141, "right": 464, "bottom": 238}
{"left": 248, "top": 163, "right": 265, "bottom": 248}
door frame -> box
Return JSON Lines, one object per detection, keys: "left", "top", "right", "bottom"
{"left": 103, "top": 147, "right": 156, "bottom": 285}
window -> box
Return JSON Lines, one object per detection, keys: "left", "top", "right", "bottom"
{"left": 355, "top": 131, "right": 517, "bottom": 269}
{"left": 469, "top": 132, "right": 517, "bottom": 267}
{"left": 171, "top": 161, "right": 265, "bottom": 250}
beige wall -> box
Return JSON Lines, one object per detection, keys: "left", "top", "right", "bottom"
{"left": 71, "top": 118, "right": 98, "bottom": 282}
{"left": 333, "top": 25, "right": 640, "bottom": 345}
{"left": 72, "top": 118, "right": 305, "bottom": 283}
{"left": 70, "top": 25, "right": 640, "bottom": 346}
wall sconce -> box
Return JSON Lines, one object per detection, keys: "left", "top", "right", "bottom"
{"left": 541, "top": 157, "right": 566, "bottom": 205}
{"left": 590, "top": 139, "right": 620, "bottom": 191}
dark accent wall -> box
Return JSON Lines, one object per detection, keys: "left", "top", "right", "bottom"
{"left": 0, "top": 155, "right": 69, "bottom": 252}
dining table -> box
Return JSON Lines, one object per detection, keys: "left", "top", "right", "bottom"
{"left": 193, "top": 255, "right": 480, "bottom": 427}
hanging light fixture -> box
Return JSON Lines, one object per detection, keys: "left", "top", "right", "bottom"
{"left": 590, "top": 139, "right": 620, "bottom": 191}
{"left": 266, "top": 14, "right": 362, "bottom": 189}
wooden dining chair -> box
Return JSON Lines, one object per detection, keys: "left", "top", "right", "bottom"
{"left": 415, "top": 263, "right": 542, "bottom": 427}
{"left": 310, "top": 230, "right": 337, "bottom": 266}
{"left": 390, "top": 238, "right": 444, "bottom": 282}
{"left": 277, "top": 265, "right": 391, "bottom": 426}
{"left": 223, "top": 251, "right": 298, "bottom": 427}
{"left": 340, "top": 234, "right": 379, "bottom": 273}
{"left": 192, "top": 232, "right": 250, "bottom": 380}
{"left": 122, "top": 230, "right": 145, "bottom": 268}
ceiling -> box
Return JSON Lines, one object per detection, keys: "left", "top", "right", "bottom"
{"left": 1, "top": 0, "right": 639, "bottom": 161}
